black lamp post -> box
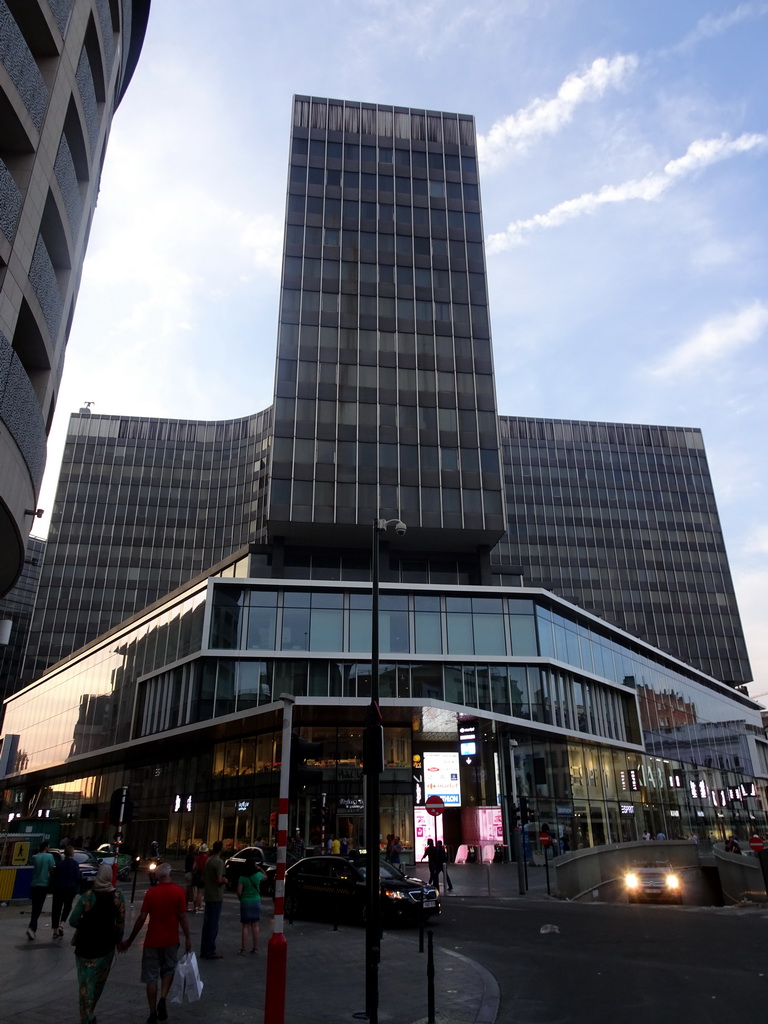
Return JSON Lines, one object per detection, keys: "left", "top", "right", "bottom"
{"left": 365, "top": 516, "right": 405, "bottom": 1024}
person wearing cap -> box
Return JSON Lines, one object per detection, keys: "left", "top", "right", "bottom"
{"left": 69, "top": 863, "right": 126, "bottom": 1024}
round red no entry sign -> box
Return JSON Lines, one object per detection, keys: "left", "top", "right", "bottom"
{"left": 425, "top": 795, "right": 445, "bottom": 817}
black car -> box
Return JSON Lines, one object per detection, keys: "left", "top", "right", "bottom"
{"left": 224, "top": 845, "right": 295, "bottom": 895}
{"left": 284, "top": 855, "right": 440, "bottom": 925}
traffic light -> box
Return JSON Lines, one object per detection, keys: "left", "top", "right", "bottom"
{"left": 109, "top": 787, "right": 134, "bottom": 826}
{"left": 510, "top": 802, "right": 520, "bottom": 827}
{"left": 519, "top": 796, "right": 530, "bottom": 826}
{"left": 108, "top": 786, "right": 134, "bottom": 827}
{"left": 289, "top": 733, "right": 323, "bottom": 798}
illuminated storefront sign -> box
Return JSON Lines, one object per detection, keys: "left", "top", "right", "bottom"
{"left": 458, "top": 722, "right": 479, "bottom": 766}
{"left": 423, "top": 751, "right": 461, "bottom": 806}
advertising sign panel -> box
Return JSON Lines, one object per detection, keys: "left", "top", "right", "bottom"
{"left": 423, "top": 751, "right": 461, "bottom": 806}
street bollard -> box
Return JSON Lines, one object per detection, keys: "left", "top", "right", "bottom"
{"left": 419, "top": 921, "right": 424, "bottom": 953}
{"left": 427, "top": 929, "right": 435, "bottom": 1024}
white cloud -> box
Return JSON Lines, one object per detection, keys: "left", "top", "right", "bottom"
{"left": 486, "top": 132, "right": 768, "bottom": 251}
{"left": 672, "top": 3, "right": 768, "bottom": 52}
{"left": 742, "top": 524, "right": 768, "bottom": 556}
{"left": 649, "top": 301, "right": 768, "bottom": 379}
{"left": 478, "top": 55, "right": 638, "bottom": 167}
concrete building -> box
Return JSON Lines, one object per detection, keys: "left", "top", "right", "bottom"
{"left": 0, "top": 0, "right": 149, "bottom": 596}
{"left": 0, "top": 535, "right": 44, "bottom": 706}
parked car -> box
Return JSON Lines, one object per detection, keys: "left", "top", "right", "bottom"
{"left": 224, "top": 845, "right": 297, "bottom": 895}
{"left": 284, "top": 855, "right": 440, "bottom": 925}
{"left": 50, "top": 849, "right": 100, "bottom": 892}
{"left": 624, "top": 861, "right": 682, "bottom": 904}
{"left": 94, "top": 843, "right": 132, "bottom": 881}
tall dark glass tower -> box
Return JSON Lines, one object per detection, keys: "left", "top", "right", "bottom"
{"left": 268, "top": 97, "right": 506, "bottom": 568}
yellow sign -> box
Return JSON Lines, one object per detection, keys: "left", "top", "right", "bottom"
{"left": 12, "top": 842, "right": 29, "bottom": 866}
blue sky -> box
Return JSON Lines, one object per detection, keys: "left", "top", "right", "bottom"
{"left": 39, "top": 1, "right": 768, "bottom": 697}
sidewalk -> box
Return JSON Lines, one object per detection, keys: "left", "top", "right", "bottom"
{"left": 0, "top": 862, "right": 553, "bottom": 1024}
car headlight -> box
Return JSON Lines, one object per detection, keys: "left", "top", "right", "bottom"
{"left": 149, "top": 862, "right": 157, "bottom": 871}
{"left": 625, "top": 872, "right": 639, "bottom": 889}
{"left": 382, "top": 888, "right": 406, "bottom": 900}
{"left": 665, "top": 873, "right": 680, "bottom": 889}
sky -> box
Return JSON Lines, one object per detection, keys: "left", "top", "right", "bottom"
{"left": 38, "top": 0, "right": 768, "bottom": 698}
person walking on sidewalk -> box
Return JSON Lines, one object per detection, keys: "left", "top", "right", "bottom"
{"left": 422, "top": 838, "right": 442, "bottom": 888}
{"left": 26, "top": 840, "right": 56, "bottom": 940}
{"left": 200, "top": 840, "right": 226, "bottom": 960}
{"left": 52, "top": 845, "right": 80, "bottom": 938}
{"left": 69, "top": 863, "right": 125, "bottom": 1024}
{"left": 118, "top": 861, "right": 191, "bottom": 1024}
{"left": 436, "top": 840, "right": 453, "bottom": 891}
{"left": 237, "top": 855, "right": 265, "bottom": 954}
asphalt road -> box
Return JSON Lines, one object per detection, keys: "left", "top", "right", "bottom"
{"left": 434, "top": 897, "right": 768, "bottom": 1024}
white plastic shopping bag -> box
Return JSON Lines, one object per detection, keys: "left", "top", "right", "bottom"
{"left": 169, "top": 952, "right": 204, "bottom": 1005}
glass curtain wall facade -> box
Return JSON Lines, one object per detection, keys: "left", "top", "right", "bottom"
{"left": 269, "top": 97, "right": 506, "bottom": 553}
{"left": 23, "top": 408, "right": 271, "bottom": 681}
{"left": 2, "top": 556, "right": 765, "bottom": 858}
{"left": 494, "top": 417, "right": 751, "bottom": 685}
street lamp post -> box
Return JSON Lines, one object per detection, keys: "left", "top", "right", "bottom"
{"left": 365, "top": 517, "right": 405, "bottom": 1024}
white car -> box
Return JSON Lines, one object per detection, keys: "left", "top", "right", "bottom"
{"left": 94, "top": 843, "right": 132, "bottom": 880}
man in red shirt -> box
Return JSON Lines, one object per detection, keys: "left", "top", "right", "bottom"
{"left": 119, "top": 862, "right": 192, "bottom": 1024}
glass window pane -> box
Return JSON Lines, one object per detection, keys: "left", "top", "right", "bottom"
{"left": 215, "top": 662, "right": 236, "bottom": 717}
{"left": 210, "top": 605, "right": 241, "bottom": 649}
{"left": 349, "top": 610, "right": 371, "bottom": 652}
{"left": 282, "top": 607, "right": 310, "bottom": 650}
{"left": 509, "top": 614, "right": 538, "bottom": 655}
{"left": 444, "top": 665, "right": 464, "bottom": 704}
{"left": 447, "top": 613, "right": 473, "bottom": 654}
{"left": 490, "top": 666, "right": 511, "bottom": 715}
{"left": 381, "top": 610, "right": 409, "bottom": 653}
{"left": 473, "top": 614, "right": 506, "bottom": 655}
{"left": 236, "top": 660, "right": 268, "bottom": 710}
{"left": 411, "top": 663, "right": 442, "bottom": 699}
{"left": 509, "top": 667, "right": 530, "bottom": 718}
{"left": 414, "top": 611, "right": 442, "bottom": 654}
{"left": 247, "top": 607, "right": 277, "bottom": 650}
{"left": 308, "top": 662, "right": 329, "bottom": 696}
{"left": 310, "top": 609, "right": 344, "bottom": 651}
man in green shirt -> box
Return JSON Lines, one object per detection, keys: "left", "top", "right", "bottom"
{"left": 27, "top": 840, "right": 56, "bottom": 940}
{"left": 200, "top": 840, "right": 226, "bottom": 959}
